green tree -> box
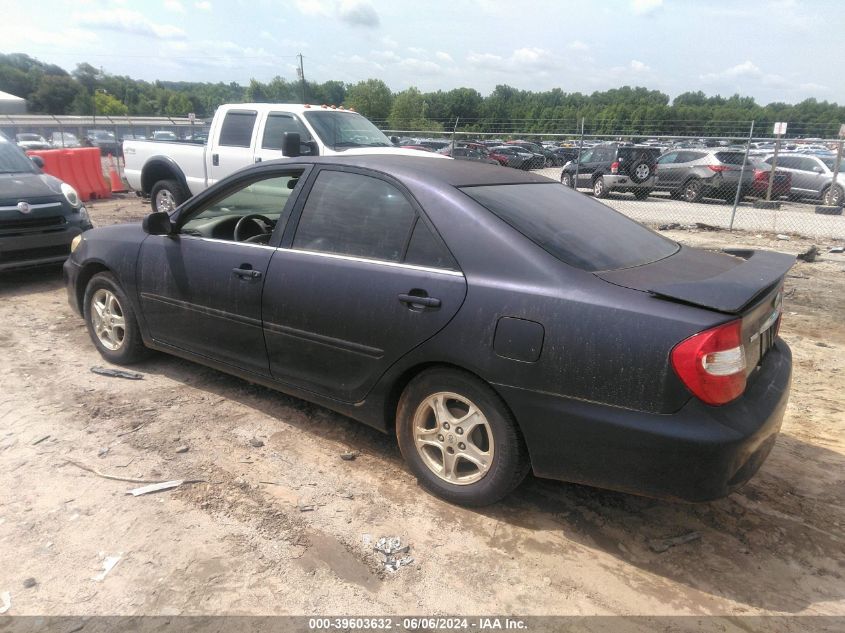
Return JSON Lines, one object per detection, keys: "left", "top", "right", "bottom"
{"left": 344, "top": 79, "right": 393, "bottom": 121}
{"left": 94, "top": 90, "right": 128, "bottom": 115}
{"left": 29, "top": 75, "right": 82, "bottom": 114}
{"left": 165, "top": 93, "right": 193, "bottom": 116}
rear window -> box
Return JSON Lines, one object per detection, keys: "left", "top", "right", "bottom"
{"left": 461, "top": 183, "right": 679, "bottom": 272}
{"left": 218, "top": 110, "right": 257, "bottom": 147}
{"left": 715, "top": 152, "right": 746, "bottom": 165}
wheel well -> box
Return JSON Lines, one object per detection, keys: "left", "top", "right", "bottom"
{"left": 76, "top": 262, "right": 110, "bottom": 310}
{"left": 141, "top": 161, "right": 183, "bottom": 196}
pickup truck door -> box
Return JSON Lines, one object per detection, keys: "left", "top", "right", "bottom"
{"left": 253, "top": 111, "right": 317, "bottom": 163}
{"left": 137, "top": 168, "right": 306, "bottom": 375}
{"left": 207, "top": 109, "right": 259, "bottom": 185}
{"left": 261, "top": 167, "right": 467, "bottom": 403}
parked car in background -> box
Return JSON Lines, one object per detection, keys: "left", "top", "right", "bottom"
{"left": 15, "top": 133, "right": 51, "bottom": 150}
{"left": 487, "top": 145, "right": 535, "bottom": 170}
{"left": 50, "top": 132, "right": 81, "bottom": 148}
{"left": 652, "top": 149, "right": 755, "bottom": 203}
{"left": 485, "top": 147, "right": 512, "bottom": 167}
{"left": 560, "top": 144, "right": 660, "bottom": 199}
{"left": 749, "top": 158, "right": 792, "bottom": 199}
{"left": 551, "top": 147, "right": 581, "bottom": 164}
{"left": 505, "top": 141, "right": 548, "bottom": 168}
{"left": 85, "top": 130, "right": 121, "bottom": 156}
{"left": 0, "top": 136, "right": 92, "bottom": 271}
{"left": 400, "top": 144, "right": 435, "bottom": 152}
{"left": 438, "top": 146, "right": 500, "bottom": 165}
{"left": 66, "top": 154, "right": 793, "bottom": 506}
{"left": 764, "top": 153, "right": 845, "bottom": 206}
{"left": 152, "top": 130, "right": 179, "bottom": 141}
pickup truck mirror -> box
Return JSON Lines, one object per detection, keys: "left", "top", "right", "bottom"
{"left": 30, "top": 155, "right": 45, "bottom": 169}
{"left": 391, "top": 136, "right": 400, "bottom": 145}
{"left": 142, "top": 211, "right": 173, "bottom": 236}
{"left": 282, "top": 132, "right": 301, "bottom": 157}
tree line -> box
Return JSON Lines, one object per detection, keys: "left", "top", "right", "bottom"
{"left": 2, "top": 53, "right": 843, "bottom": 138}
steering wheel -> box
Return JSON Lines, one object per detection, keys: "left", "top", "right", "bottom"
{"left": 234, "top": 214, "right": 274, "bottom": 243}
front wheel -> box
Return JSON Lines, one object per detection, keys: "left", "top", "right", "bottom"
{"left": 683, "top": 178, "right": 704, "bottom": 203}
{"left": 150, "top": 179, "right": 188, "bottom": 214}
{"left": 396, "top": 368, "right": 529, "bottom": 506}
{"left": 561, "top": 172, "right": 575, "bottom": 188}
{"left": 83, "top": 272, "right": 148, "bottom": 364}
{"left": 633, "top": 188, "right": 650, "bottom": 200}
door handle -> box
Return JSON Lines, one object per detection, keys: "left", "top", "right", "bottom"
{"left": 232, "top": 267, "right": 261, "bottom": 280}
{"left": 398, "top": 293, "right": 440, "bottom": 308}
{"left": 255, "top": 157, "right": 262, "bottom": 163}
{"left": 212, "top": 153, "right": 219, "bottom": 166}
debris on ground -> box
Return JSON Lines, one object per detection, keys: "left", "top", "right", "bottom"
{"left": 777, "top": 234, "right": 790, "bottom": 241}
{"left": 127, "top": 480, "right": 185, "bottom": 496}
{"left": 647, "top": 531, "right": 702, "bottom": 553}
{"left": 66, "top": 460, "right": 170, "bottom": 484}
{"left": 31, "top": 435, "right": 50, "bottom": 446}
{"left": 830, "top": 246, "right": 844, "bottom": 253}
{"left": 658, "top": 223, "right": 680, "bottom": 231}
{"left": 340, "top": 451, "right": 359, "bottom": 461}
{"left": 90, "top": 366, "right": 144, "bottom": 380}
{"left": 297, "top": 500, "right": 316, "bottom": 512}
{"left": 22, "top": 578, "right": 36, "bottom": 589}
{"left": 97, "top": 447, "right": 109, "bottom": 458}
{"left": 797, "top": 246, "right": 819, "bottom": 263}
{"left": 248, "top": 437, "right": 265, "bottom": 448}
{"left": 0, "top": 591, "right": 10, "bottom": 614}
{"left": 91, "top": 555, "right": 121, "bottom": 582}
{"left": 657, "top": 222, "right": 722, "bottom": 232}
{"left": 175, "top": 445, "right": 189, "bottom": 454}
{"left": 374, "top": 536, "right": 414, "bottom": 572}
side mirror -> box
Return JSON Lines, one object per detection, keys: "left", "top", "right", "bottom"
{"left": 282, "top": 132, "right": 301, "bottom": 157}
{"left": 30, "top": 155, "right": 44, "bottom": 169}
{"left": 142, "top": 211, "right": 173, "bottom": 235}
{"left": 305, "top": 140, "right": 319, "bottom": 156}
{"left": 390, "top": 136, "right": 400, "bottom": 145}
{"left": 813, "top": 166, "right": 823, "bottom": 173}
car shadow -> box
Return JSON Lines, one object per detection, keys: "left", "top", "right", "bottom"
{"left": 131, "top": 352, "right": 843, "bottom": 614}
{"left": 0, "top": 264, "right": 65, "bottom": 298}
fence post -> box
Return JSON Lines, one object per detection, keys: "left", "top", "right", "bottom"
{"left": 573, "top": 117, "right": 585, "bottom": 186}
{"left": 451, "top": 117, "right": 459, "bottom": 152}
{"left": 766, "top": 126, "right": 783, "bottom": 201}
{"left": 730, "top": 120, "right": 754, "bottom": 231}
{"left": 827, "top": 128, "right": 844, "bottom": 206}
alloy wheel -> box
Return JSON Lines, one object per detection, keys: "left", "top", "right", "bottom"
{"left": 90, "top": 288, "right": 126, "bottom": 351}
{"left": 155, "top": 189, "right": 176, "bottom": 213}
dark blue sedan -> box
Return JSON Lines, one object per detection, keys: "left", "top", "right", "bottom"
{"left": 65, "top": 154, "right": 793, "bottom": 506}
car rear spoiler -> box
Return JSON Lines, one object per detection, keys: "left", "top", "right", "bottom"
{"left": 646, "top": 249, "right": 796, "bottom": 314}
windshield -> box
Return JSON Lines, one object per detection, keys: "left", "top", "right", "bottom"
{"left": 461, "top": 183, "right": 679, "bottom": 272}
{"left": 303, "top": 111, "right": 392, "bottom": 150}
{"left": 0, "top": 141, "right": 38, "bottom": 174}
{"left": 821, "top": 156, "right": 845, "bottom": 171}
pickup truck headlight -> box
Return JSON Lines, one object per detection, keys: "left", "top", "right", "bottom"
{"left": 61, "top": 182, "right": 81, "bottom": 208}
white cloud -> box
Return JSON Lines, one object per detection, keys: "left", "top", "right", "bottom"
{"left": 164, "top": 0, "right": 185, "bottom": 13}
{"left": 631, "top": 0, "right": 663, "bottom": 15}
{"left": 194, "top": 1, "right": 212, "bottom": 9}
{"left": 74, "top": 8, "right": 186, "bottom": 39}
{"left": 701, "top": 60, "right": 761, "bottom": 80}
{"left": 435, "top": 51, "right": 454, "bottom": 63}
{"left": 407, "top": 46, "right": 426, "bottom": 55}
{"left": 397, "top": 58, "right": 441, "bottom": 75}
{"left": 338, "top": 0, "right": 379, "bottom": 28}
{"left": 294, "top": 0, "right": 331, "bottom": 16}
{"left": 568, "top": 40, "right": 589, "bottom": 51}
{"left": 467, "top": 47, "right": 560, "bottom": 74}
{"left": 630, "top": 59, "right": 650, "bottom": 72}
{"left": 381, "top": 35, "right": 398, "bottom": 49}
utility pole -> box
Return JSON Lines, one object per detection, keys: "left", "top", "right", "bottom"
{"left": 296, "top": 53, "right": 306, "bottom": 103}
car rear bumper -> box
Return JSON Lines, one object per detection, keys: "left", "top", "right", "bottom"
{"left": 0, "top": 228, "right": 81, "bottom": 272}
{"left": 602, "top": 174, "right": 654, "bottom": 191}
{"left": 497, "top": 339, "right": 791, "bottom": 502}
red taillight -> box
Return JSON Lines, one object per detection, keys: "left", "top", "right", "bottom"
{"left": 671, "top": 320, "right": 747, "bottom": 406}
{"left": 754, "top": 169, "right": 768, "bottom": 183}
{"left": 708, "top": 165, "right": 730, "bottom": 172}
{"left": 610, "top": 161, "right": 619, "bottom": 174}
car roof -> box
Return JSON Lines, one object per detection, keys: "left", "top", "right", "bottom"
{"left": 265, "top": 154, "right": 551, "bottom": 187}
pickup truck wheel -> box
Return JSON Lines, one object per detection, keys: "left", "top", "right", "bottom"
{"left": 83, "top": 272, "right": 148, "bottom": 364}
{"left": 396, "top": 368, "right": 529, "bottom": 506}
{"left": 151, "top": 179, "right": 188, "bottom": 214}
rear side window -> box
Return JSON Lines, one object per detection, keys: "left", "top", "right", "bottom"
{"left": 404, "top": 219, "right": 458, "bottom": 270}
{"left": 715, "top": 152, "right": 746, "bottom": 165}
{"left": 294, "top": 170, "right": 416, "bottom": 262}
{"left": 218, "top": 111, "right": 257, "bottom": 147}
{"left": 461, "top": 183, "right": 679, "bottom": 272}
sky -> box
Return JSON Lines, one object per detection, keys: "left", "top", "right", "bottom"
{"left": 1, "top": 0, "right": 843, "bottom": 105}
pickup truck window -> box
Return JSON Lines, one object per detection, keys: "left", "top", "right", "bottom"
{"left": 262, "top": 113, "right": 312, "bottom": 150}
{"left": 302, "top": 111, "right": 392, "bottom": 150}
{"left": 293, "top": 170, "right": 415, "bottom": 262}
{"left": 219, "top": 111, "right": 257, "bottom": 148}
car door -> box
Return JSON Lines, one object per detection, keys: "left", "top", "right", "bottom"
{"left": 262, "top": 167, "right": 468, "bottom": 403}
{"left": 137, "top": 168, "right": 307, "bottom": 374}
{"left": 798, "top": 156, "right": 828, "bottom": 196}
{"left": 654, "top": 151, "right": 680, "bottom": 189}
{"left": 208, "top": 109, "right": 259, "bottom": 185}
{"left": 254, "top": 111, "right": 317, "bottom": 163}
{"left": 770, "top": 156, "right": 805, "bottom": 193}
{"left": 573, "top": 149, "right": 594, "bottom": 186}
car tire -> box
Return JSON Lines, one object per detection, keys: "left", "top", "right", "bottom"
{"left": 593, "top": 176, "right": 608, "bottom": 198}
{"left": 83, "top": 272, "right": 148, "bottom": 365}
{"left": 683, "top": 178, "right": 704, "bottom": 203}
{"left": 561, "top": 172, "right": 575, "bottom": 188}
{"left": 822, "top": 184, "right": 844, "bottom": 207}
{"left": 150, "top": 179, "right": 188, "bottom": 214}
{"left": 633, "top": 188, "right": 650, "bottom": 200}
{"left": 396, "top": 368, "right": 530, "bottom": 507}
{"left": 630, "top": 161, "right": 652, "bottom": 184}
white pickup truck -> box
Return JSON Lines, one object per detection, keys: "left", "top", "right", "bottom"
{"left": 123, "top": 103, "right": 436, "bottom": 212}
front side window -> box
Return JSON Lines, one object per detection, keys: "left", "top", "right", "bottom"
{"left": 262, "top": 113, "right": 313, "bottom": 152}
{"left": 181, "top": 173, "right": 300, "bottom": 242}
{"left": 657, "top": 152, "right": 678, "bottom": 164}
{"left": 462, "top": 183, "right": 679, "bottom": 272}
{"left": 218, "top": 111, "right": 257, "bottom": 147}
{"left": 293, "top": 171, "right": 416, "bottom": 262}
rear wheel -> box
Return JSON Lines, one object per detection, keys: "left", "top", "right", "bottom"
{"left": 150, "top": 179, "right": 188, "bottom": 214}
{"left": 396, "top": 368, "right": 529, "bottom": 506}
{"left": 633, "top": 188, "right": 650, "bottom": 200}
{"left": 683, "top": 178, "right": 704, "bottom": 203}
{"left": 593, "top": 177, "right": 608, "bottom": 198}
{"left": 823, "top": 184, "right": 844, "bottom": 207}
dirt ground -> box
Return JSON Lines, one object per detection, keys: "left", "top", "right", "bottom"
{"left": 1, "top": 195, "right": 844, "bottom": 626}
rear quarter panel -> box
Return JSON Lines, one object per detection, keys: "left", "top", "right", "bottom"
{"left": 123, "top": 140, "right": 207, "bottom": 195}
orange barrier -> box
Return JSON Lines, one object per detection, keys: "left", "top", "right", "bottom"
{"left": 26, "top": 148, "right": 111, "bottom": 202}
{"left": 107, "top": 153, "right": 127, "bottom": 193}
